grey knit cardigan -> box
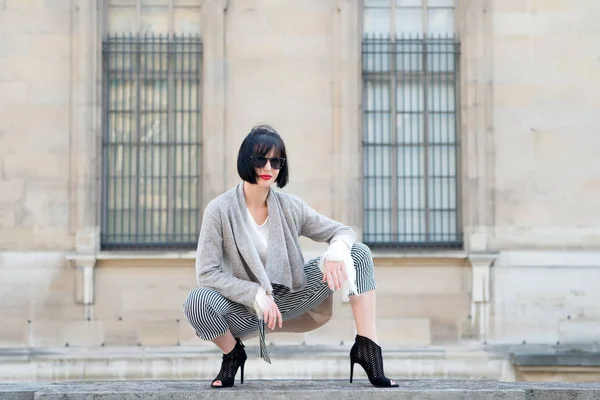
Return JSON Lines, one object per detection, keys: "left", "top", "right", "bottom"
{"left": 195, "top": 182, "right": 355, "bottom": 309}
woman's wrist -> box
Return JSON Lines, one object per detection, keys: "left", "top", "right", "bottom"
{"left": 253, "top": 287, "right": 271, "bottom": 317}
{"left": 324, "top": 240, "right": 350, "bottom": 261}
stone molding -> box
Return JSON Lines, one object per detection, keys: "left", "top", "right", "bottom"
{"left": 468, "top": 253, "right": 498, "bottom": 342}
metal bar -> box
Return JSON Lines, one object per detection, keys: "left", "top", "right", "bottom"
{"left": 362, "top": 39, "right": 368, "bottom": 243}
{"left": 390, "top": 32, "right": 398, "bottom": 242}
{"left": 169, "top": 35, "right": 176, "bottom": 243}
{"left": 443, "top": 37, "right": 448, "bottom": 242}
{"left": 187, "top": 35, "right": 193, "bottom": 241}
{"left": 135, "top": 34, "right": 142, "bottom": 246}
{"left": 175, "top": 35, "right": 181, "bottom": 243}
{"left": 422, "top": 36, "right": 430, "bottom": 243}
{"left": 118, "top": 35, "right": 126, "bottom": 248}
{"left": 128, "top": 34, "right": 135, "bottom": 245}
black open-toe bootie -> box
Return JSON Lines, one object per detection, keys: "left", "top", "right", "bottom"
{"left": 211, "top": 337, "right": 247, "bottom": 388}
{"left": 350, "top": 334, "right": 399, "bottom": 387}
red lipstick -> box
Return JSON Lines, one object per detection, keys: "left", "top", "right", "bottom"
{"left": 259, "top": 175, "right": 272, "bottom": 180}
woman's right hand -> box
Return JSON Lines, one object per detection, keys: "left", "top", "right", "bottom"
{"left": 254, "top": 288, "right": 283, "bottom": 330}
{"left": 263, "top": 294, "right": 283, "bottom": 330}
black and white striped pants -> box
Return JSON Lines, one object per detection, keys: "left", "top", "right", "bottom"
{"left": 183, "top": 242, "right": 376, "bottom": 362}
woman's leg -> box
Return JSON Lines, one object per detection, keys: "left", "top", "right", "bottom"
{"left": 346, "top": 242, "right": 396, "bottom": 387}
{"left": 183, "top": 287, "right": 258, "bottom": 386}
{"left": 347, "top": 242, "right": 379, "bottom": 342}
{"left": 350, "top": 289, "right": 378, "bottom": 343}
{"left": 212, "top": 331, "right": 236, "bottom": 354}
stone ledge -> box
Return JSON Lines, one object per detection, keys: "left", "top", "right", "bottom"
{"left": 2, "top": 380, "right": 600, "bottom": 400}
{"left": 0, "top": 345, "right": 510, "bottom": 382}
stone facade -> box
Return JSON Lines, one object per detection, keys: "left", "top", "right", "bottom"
{"left": 1, "top": 0, "right": 600, "bottom": 382}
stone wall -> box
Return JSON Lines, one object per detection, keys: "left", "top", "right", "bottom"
{"left": 490, "top": 0, "right": 600, "bottom": 249}
{"left": 0, "top": 0, "right": 74, "bottom": 251}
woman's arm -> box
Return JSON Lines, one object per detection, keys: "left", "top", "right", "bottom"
{"left": 299, "top": 200, "right": 355, "bottom": 248}
{"left": 195, "top": 208, "right": 260, "bottom": 309}
{"left": 298, "top": 199, "right": 358, "bottom": 297}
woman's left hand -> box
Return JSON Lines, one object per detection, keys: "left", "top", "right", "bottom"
{"left": 322, "top": 259, "right": 348, "bottom": 291}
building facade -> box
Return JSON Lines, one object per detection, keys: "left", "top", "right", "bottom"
{"left": 1, "top": 0, "right": 600, "bottom": 381}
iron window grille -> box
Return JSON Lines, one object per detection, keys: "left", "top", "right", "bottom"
{"left": 362, "top": 33, "right": 462, "bottom": 249}
{"left": 101, "top": 33, "right": 203, "bottom": 250}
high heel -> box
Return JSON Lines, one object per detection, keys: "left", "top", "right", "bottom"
{"left": 211, "top": 337, "right": 248, "bottom": 388}
{"left": 349, "top": 334, "right": 399, "bottom": 388}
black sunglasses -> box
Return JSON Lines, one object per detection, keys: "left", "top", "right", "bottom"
{"left": 251, "top": 155, "right": 286, "bottom": 170}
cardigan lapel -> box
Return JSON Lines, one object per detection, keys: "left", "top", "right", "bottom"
{"left": 264, "top": 189, "right": 292, "bottom": 288}
{"left": 233, "top": 184, "right": 272, "bottom": 292}
{"left": 266, "top": 187, "right": 307, "bottom": 291}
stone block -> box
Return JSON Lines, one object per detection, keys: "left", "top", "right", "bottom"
{"left": 0, "top": 383, "right": 42, "bottom": 400}
{"left": 527, "top": 389, "right": 600, "bottom": 399}
{"left": 0, "top": 204, "right": 16, "bottom": 228}
{"left": 92, "top": 287, "right": 126, "bottom": 320}
{"left": 9, "top": 9, "right": 71, "bottom": 34}
{"left": 305, "top": 318, "right": 356, "bottom": 346}
{"left": 377, "top": 317, "right": 431, "bottom": 346}
{"left": 558, "top": 319, "right": 600, "bottom": 343}
{"left": 0, "top": 318, "right": 28, "bottom": 347}
{"left": 374, "top": 265, "right": 468, "bottom": 295}
{"left": 29, "top": 320, "right": 103, "bottom": 347}
{"left": 24, "top": 34, "right": 70, "bottom": 60}
{"left": 0, "top": 250, "right": 66, "bottom": 269}
{"left": 177, "top": 321, "right": 212, "bottom": 347}
{"left": 0, "top": 82, "right": 28, "bottom": 105}
{"left": 376, "top": 294, "right": 470, "bottom": 324}
{"left": 29, "top": 293, "right": 84, "bottom": 321}
{"left": 6, "top": 0, "right": 37, "bottom": 9}
{"left": 494, "top": 84, "right": 534, "bottom": 108}
{"left": 430, "top": 320, "right": 460, "bottom": 343}
{"left": 27, "top": 74, "right": 70, "bottom": 105}
{"left": 0, "top": 227, "right": 35, "bottom": 249}
{"left": 3, "top": 150, "right": 68, "bottom": 182}
{"left": 8, "top": 105, "right": 69, "bottom": 133}
{"left": 101, "top": 319, "right": 138, "bottom": 346}
{"left": 489, "top": 317, "right": 559, "bottom": 343}
{"left": 137, "top": 319, "right": 179, "bottom": 346}
{"left": 267, "top": 332, "right": 307, "bottom": 346}
{"left": 11, "top": 179, "right": 69, "bottom": 228}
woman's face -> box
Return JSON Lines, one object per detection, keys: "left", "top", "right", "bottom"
{"left": 254, "top": 149, "right": 280, "bottom": 188}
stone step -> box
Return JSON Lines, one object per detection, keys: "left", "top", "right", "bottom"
{"left": 2, "top": 380, "right": 600, "bottom": 400}
{"left": 0, "top": 344, "right": 510, "bottom": 383}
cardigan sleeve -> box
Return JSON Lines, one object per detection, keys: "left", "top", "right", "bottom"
{"left": 195, "top": 207, "right": 260, "bottom": 309}
{"left": 299, "top": 200, "right": 355, "bottom": 249}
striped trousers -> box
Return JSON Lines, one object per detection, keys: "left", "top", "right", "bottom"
{"left": 183, "top": 242, "right": 376, "bottom": 362}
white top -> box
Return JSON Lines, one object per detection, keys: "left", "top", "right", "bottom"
{"left": 246, "top": 208, "right": 269, "bottom": 266}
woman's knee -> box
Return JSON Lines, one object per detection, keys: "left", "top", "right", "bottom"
{"left": 351, "top": 242, "right": 373, "bottom": 267}
{"left": 183, "top": 287, "right": 219, "bottom": 319}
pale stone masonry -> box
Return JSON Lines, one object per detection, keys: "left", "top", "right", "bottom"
{"left": 1, "top": 0, "right": 600, "bottom": 382}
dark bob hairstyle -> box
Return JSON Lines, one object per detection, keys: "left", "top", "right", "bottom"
{"left": 237, "top": 124, "right": 289, "bottom": 188}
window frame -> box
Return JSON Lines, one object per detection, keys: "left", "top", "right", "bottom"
{"left": 100, "top": 1, "right": 204, "bottom": 250}
{"left": 361, "top": 0, "right": 463, "bottom": 249}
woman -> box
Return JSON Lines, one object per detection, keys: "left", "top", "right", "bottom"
{"left": 183, "top": 124, "right": 398, "bottom": 388}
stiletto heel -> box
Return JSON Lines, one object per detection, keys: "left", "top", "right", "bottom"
{"left": 240, "top": 361, "right": 245, "bottom": 384}
{"left": 211, "top": 338, "right": 248, "bottom": 388}
{"left": 349, "top": 334, "right": 399, "bottom": 388}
